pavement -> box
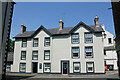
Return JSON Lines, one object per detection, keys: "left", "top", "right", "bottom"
{"left": 5, "top": 71, "right": 120, "bottom": 80}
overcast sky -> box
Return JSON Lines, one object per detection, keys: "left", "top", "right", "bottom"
{"left": 10, "top": 2, "right": 115, "bottom": 39}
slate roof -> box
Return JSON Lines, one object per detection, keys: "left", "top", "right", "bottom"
{"left": 7, "top": 52, "right": 14, "bottom": 62}
{"left": 104, "top": 46, "right": 116, "bottom": 51}
{"left": 14, "top": 22, "right": 104, "bottom": 38}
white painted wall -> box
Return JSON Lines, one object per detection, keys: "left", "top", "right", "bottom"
{"left": 12, "top": 25, "right": 105, "bottom": 74}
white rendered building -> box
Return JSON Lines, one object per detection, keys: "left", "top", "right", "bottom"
{"left": 11, "top": 16, "right": 105, "bottom": 74}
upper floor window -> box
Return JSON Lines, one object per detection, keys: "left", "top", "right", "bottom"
{"left": 44, "top": 37, "right": 50, "bottom": 46}
{"left": 21, "top": 51, "right": 26, "bottom": 60}
{"left": 71, "top": 33, "right": 79, "bottom": 44}
{"left": 85, "top": 32, "right": 93, "bottom": 43}
{"left": 72, "top": 47, "right": 80, "bottom": 58}
{"left": 33, "top": 38, "right": 38, "bottom": 47}
{"left": 32, "top": 51, "right": 38, "bottom": 60}
{"left": 85, "top": 46, "right": 93, "bottom": 58}
{"left": 86, "top": 62, "right": 94, "bottom": 73}
{"left": 44, "top": 50, "right": 50, "bottom": 60}
{"left": 20, "top": 63, "right": 26, "bottom": 72}
{"left": 104, "top": 50, "right": 106, "bottom": 55}
{"left": 108, "top": 38, "right": 112, "bottom": 44}
{"left": 22, "top": 39, "right": 27, "bottom": 47}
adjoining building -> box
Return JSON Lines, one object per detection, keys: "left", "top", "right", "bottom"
{"left": 102, "top": 25, "right": 118, "bottom": 71}
{"left": 12, "top": 16, "right": 106, "bottom": 74}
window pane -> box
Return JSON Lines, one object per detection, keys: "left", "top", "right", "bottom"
{"left": 74, "top": 63, "right": 80, "bottom": 72}
{"left": 85, "top": 33, "right": 93, "bottom": 43}
{"left": 22, "top": 39, "right": 27, "bottom": 47}
{"left": 20, "top": 63, "right": 26, "bottom": 72}
{"left": 44, "top": 63, "right": 50, "bottom": 73}
{"left": 21, "top": 51, "right": 26, "bottom": 60}
{"left": 72, "top": 47, "right": 79, "bottom": 58}
{"left": 87, "top": 63, "right": 94, "bottom": 73}
{"left": 33, "top": 51, "right": 38, "bottom": 60}
{"left": 72, "top": 34, "right": 79, "bottom": 44}
{"left": 33, "top": 38, "right": 38, "bottom": 47}
{"left": 45, "top": 37, "right": 50, "bottom": 46}
{"left": 85, "top": 47, "right": 93, "bottom": 58}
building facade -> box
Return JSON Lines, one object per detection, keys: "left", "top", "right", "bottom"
{"left": 12, "top": 16, "right": 105, "bottom": 74}
{"left": 102, "top": 25, "right": 118, "bottom": 70}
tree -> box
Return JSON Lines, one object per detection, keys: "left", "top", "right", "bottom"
{"left": 8, "top": 39, "right": 15, "bottom": 52}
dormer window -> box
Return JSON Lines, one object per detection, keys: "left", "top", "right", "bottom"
{"left": 45, "top": 37, "right": 50, "bottom": 47}
{"left": 85, "top": 32, "right": 93, "bottom": 43}
{"left": 33, "top": 38, "right": 38, "bottom": 47}
{"left": 71, "top": 33, "right": 79, "bottom": 44}
{"left": 108, "top": 38, "right": 112, "bottom": 44}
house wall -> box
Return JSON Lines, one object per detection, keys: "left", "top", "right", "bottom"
{"left": 102, "top": 25, "right": 118, "bottom": 70}
{"left": 12, "top": 25, "right": 105, "bottom": 74}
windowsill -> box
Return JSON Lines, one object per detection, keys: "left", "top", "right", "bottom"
{"left": 85, "top": 57, "right": 93, "bottom": 58}
{"left": 72, "top": 57, "right": 80, "bottom": 59}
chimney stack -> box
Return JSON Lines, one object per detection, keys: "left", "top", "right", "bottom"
{"left": 59, "top": 19, "right": 64, "bottom": 30}
{"left": 94, "top": 15, "right": 100, "bottom": 27}
{"left": 21, "top": 24, "right": 26, "bottom": 34}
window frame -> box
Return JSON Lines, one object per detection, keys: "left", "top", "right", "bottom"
{"left": 73, "top": 62, "right": 80, "bottom": 73}
{"left": 44, "top": 50, "right": 50, "bottom": 60}
{"left": 84, "top": 32, "right": 93, "bottom": 43}
{"left": 6, "top": 63, "right": 11, "bottom": 72}
{"left": 33, "top": 38, "right": 38, "bottom": 47}
{"left": 43, "top": 63, "right": 51, "bottom": 73}
{"left": 86, "top": 62, "right": 94, "bottom": 73}
{"left": 44, "top": 37, "right": 50, "bottom": 47}
{"left": 72, "top": 47, "right": 80, "bottom": 59}
{"left": 21, "top": 39, "right": 27, "bottom": 47}
{"left": 85, "top": 46, "right": 93, "bottom": 58}
{"left": 21, "top": 51, "right": 26, "bottom": 60}
{"left": 71, "top": 33, "right": 79, "bottom": 44}
{"left": 19, "top": 63, "right": 26, "bottom": 73}
{"left": 32, "top": 51, "right": 38, "bottom": 60}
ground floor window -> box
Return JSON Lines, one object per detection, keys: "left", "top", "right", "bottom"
{"left": 86, "top": 62, "right": 94, "bottom": 73}
{"left": 20, "top": 63, "right": 26, "bottom": 72}
{"left": 73, "top": 62, "right": 80, "bottom": 73}
{"left": 44, "top": 63, "right": 51, "bottom": 73}
{"left": 6, "top": 63, "right": 11, "bottom": 72}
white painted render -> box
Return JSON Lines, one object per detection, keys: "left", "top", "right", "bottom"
{"left": 102, "top": 24, "right": 118, "bottom": 70}
{"left": 12, "top": 25, "right": 105, "bottom": 74}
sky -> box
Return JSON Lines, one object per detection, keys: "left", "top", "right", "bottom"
{"left": 10, "top": 2, "right": 115, "bottom": 39}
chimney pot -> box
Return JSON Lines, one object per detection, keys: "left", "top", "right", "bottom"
{"left": 21, "top": 24, "right": 26, "bottom": 34}
{"left": 59, "top": 19, "right": 64, "bottom": 30}
{"left": 94, "top": 15, "right": 100, "bottom": 27}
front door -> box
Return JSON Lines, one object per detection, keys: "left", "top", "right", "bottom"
{"left": 62, "top": 61, "right": 69, "bottom": 74}
{"left": 32, "top": 62, "right": 38, "bottom": 73}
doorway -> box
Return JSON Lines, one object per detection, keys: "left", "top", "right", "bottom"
{"left": 61, "top": 61, "right": 69, "bottom": 74}
{"left": 32, "top": 62, "right": 38, "bottom": 73}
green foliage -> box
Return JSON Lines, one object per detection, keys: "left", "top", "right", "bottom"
{"left": 8, "top": 39, "right": 15, "bottom": 52}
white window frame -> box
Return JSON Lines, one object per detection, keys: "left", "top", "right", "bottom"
{"left": 85, "top": 46, "right": 93, "bottom": 58}
{"left": 44, "top": 63, "right": 51, "bottom": 73}
{"left": 45, "top": 37, "right": 50, "bottom": 47}
{"left": 21, "top": 51, "right": 26, "bottom": 60}
{"left": 22, "top": 39, "right": 27, "bottom": 47}
{"left": 85, "top": 32, "right": 93, "bottom": 43}
{"left": 6, "top": 63, "right": 11, "bottom": 72}
{"left": 86, "top": 62, "right": 94, "bottom": 73}
{"left": 33, "top": 38, "right": 38, "bottom": 47}
{"left": 44, "top": 50, "right": 50, "bottom": 60}
{"left": 71, "top": 33, "right": 79, "bottom": 44}
{"left": 72, "top": 47, "right": 80, "bottom": 58}
{"left": 32, "top": 51, "right": 38, "bottom": 60}
{"left": 20, "top": 63, "right": 26, "bottom": 72}
{"left": 73, "top": 62, "right": 80, "bottom": 73}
